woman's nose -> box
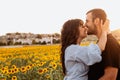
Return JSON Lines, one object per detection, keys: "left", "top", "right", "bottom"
{"left": 85, "top": 26, "right": 88, "bottom": 30}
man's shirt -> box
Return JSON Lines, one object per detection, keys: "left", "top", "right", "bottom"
{"left": 88, "top": 34, "right": 120, "bottom": 80}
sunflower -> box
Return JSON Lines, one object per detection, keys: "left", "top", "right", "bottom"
{"left": 38, "top": 68, "right": 44, "bottom": 74}
{"left": 12, "top": 76, "right": 17, "bottom": 80}
{"left": 45, "top": 74, "right": 50, "bottom": 79}
{"left": 12, "top": 65, "right": 17, "bottom": 69}
{"left": 20, "top": 67, "right": 26, "bottom": 73}
{"left": 43, "top": 68, "right": 48, "bottom": 73}
{"left": 26, "top": 65, "right": 31, "bottom": 70}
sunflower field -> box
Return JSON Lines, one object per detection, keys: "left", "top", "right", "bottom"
{"left": 0, "top": 45, "right": 64, "bottom": 80}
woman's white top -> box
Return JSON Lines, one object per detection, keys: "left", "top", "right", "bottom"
{"left": 64, "top": 43, "right": 101, "bottom": 80}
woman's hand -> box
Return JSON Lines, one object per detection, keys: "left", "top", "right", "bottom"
{"left": 101, "top": 19, "right": 110, "bottom": 34}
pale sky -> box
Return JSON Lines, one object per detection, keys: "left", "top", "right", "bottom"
{"left": 0, "top": 0, "right": 120, "bottom": 35}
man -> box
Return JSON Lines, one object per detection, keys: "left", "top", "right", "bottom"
{"left": 85, "top": 8, "right": 120, "bottom": 80}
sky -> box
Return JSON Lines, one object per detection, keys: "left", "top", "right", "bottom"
{"left": 0, "top": 0, "right": 120, "bottom": 35}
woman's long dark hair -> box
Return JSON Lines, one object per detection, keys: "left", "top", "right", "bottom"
{"left": 60, "top": 19, "right": 83, "bottom": 74}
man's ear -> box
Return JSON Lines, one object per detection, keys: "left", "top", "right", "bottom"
{"left": 94, "top": 18, "right": 100, "bottom": 25}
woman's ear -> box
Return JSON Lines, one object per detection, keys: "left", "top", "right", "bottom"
{"left": 94, "top": 18, "right": 100, "bottom": 25}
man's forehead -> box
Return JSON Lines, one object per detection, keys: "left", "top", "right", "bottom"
{"left": 86, "top": 13, "right": 92, "bottom": 20}
{"left": 86, "top": 13, "right": 92, "bottom": 18}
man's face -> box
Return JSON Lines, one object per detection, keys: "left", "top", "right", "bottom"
{"left": 85, "top": 12, "right": 97, "bottom": 35}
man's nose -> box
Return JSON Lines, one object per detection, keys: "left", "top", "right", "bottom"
{"left": 84, "top": 23, "right": 87, "bottom": 27}
{"left": 83, "top": 24, "right": 88, "bottom": 28}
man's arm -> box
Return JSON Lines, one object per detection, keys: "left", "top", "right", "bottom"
{"left": 99, "top": 67, "right": 118, "bottom": 80}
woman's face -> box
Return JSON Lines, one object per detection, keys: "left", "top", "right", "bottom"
{"left": 79, "top": 25, "right": 88, "bottom": 39}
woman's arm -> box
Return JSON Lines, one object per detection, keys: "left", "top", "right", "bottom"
{"left": 97, "top": 19, "right": 109, "bottom": 51}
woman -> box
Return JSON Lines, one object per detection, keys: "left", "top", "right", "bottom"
{"left": 60, "top": 19, "right": 109, "bottom": 80}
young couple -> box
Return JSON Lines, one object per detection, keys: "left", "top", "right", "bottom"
{"left": 61, "top": 8, "right": 120, "bottom": 80}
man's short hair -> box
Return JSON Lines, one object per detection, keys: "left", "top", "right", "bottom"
{"left": 86, "top": 8, "right": 107, "bottom": 24}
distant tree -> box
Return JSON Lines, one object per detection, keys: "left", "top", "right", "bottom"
{"left": 22, "top": 43, "right": 29, "bottom": 45}
{"left": 0, "top": 42, "right": 6, "bottom": 46}
{"left": 53, "top": 39, "right": 60, "bottom": 44}
{"left": 14, "top": 42, "right": 22, "bottom": 45}
{"left": 41, "top": 41, "right": 46, "bottom": 45}
{"left": 56, "top": 39, "right": 60, "bottom": 43}
{"left": 23, "top": 35, "right": 27, "bottom": 39}
{"left": 6, "top": 33, "right": 12, "bottom": 35}
{"left": 15, "top": 32, "right": 21, "bottom": 35}
{"left": 32, "top": 40, "right": 39, "bottom": 44}
{"left": 36, "top": 34, "right": 42, "bottom": 39}
{"left": 38, "top": 41, "right": 42, "bottom": 44}
{"left": 47, "top": 34, "right": 51, "bottom": 37}
{"left": 7, "top": 40, "right": 13, "bottom": 45}
{"left": 47, "top": 41, "right": 51, "bottom": 44}
{"left": 54, "top": 33, "right": 60, "bottom": 37}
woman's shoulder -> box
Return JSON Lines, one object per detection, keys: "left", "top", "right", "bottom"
{"left": 65, "top": 44, "right": 80, "bottom": 54}
{"left": 66, "top": 44, "right": 80, "bottom": 50}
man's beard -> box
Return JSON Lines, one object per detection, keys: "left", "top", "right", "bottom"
{"left": 87, "top": 30, "right": 94, "bottom": 35}
{"left": 87, "top": 25, "right": 97, "bottom": 35}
